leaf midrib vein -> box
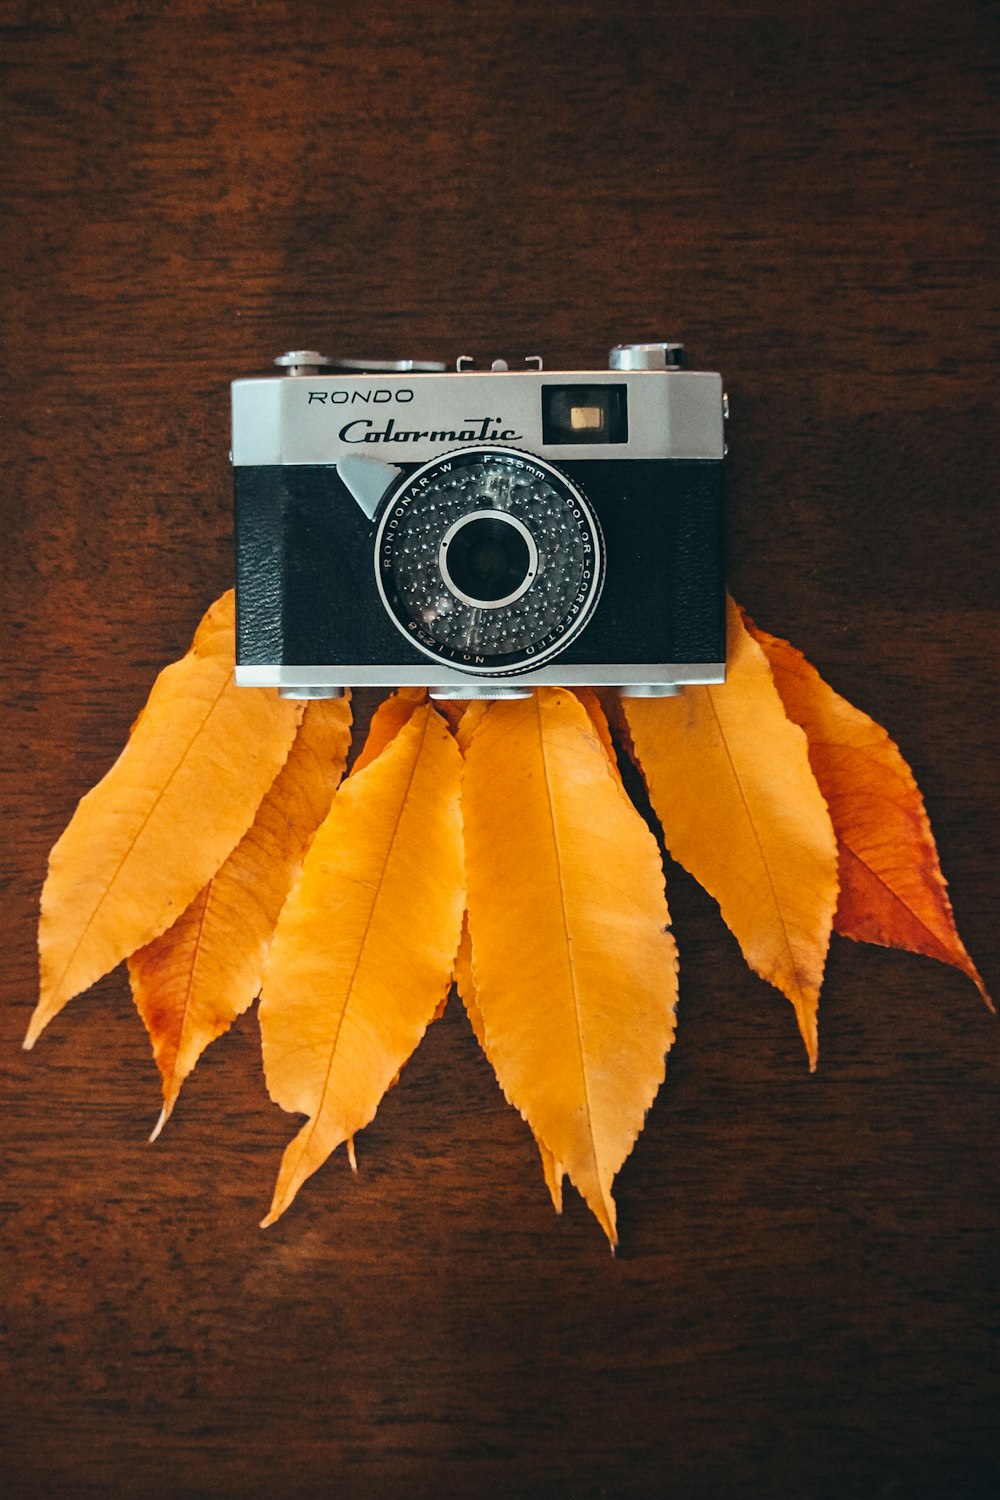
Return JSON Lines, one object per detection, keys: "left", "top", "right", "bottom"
{"left": 837, "top": 840, "right": 960, "bottom": 957}
{"left": 706, "top": 690, "right": 813, "bottom": 999}
{"left": 49, "top": 671, "right": 232, "bottom": 1000}
{"left": 533, "top": 697, "right": 603, "bottom": 1196}
{"left": 282, "top": 711, "right": 430, "bottom": 1177}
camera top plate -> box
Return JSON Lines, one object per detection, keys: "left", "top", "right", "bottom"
{"left": 231, "top": 359, "right": 725, "bottom": 469}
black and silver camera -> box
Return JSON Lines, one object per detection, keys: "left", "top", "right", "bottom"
{"left": 232, "top": 343, "right": 726, "bottom": 700}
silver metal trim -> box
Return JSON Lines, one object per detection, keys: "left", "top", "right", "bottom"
{"left": 232, "top": 366, "right": 725, "bottom": 466}
{"left": 428, "top": 685, "right": 533, "bottom": 701}
{"left": 336, "top": 454, "right": 403, "bottom": 520}
{"left": 278, "top": 685, "right": 346, "bottom": 700}
{"left": 274, "top": 351, "right": 337, "bottom": 376}
{"left": 438, "top": 510, "right": 539, "bottom": 610}
{"left": 327, "top": 357, "right": 447, "bottom": 373}
{"left": 609, "top": 342, "right": 685, "bottom": 371}
{"left": 236, "top": 662, "right": 725, "bottom": 690}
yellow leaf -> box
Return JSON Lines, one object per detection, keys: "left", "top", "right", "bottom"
{"left": 27, "top": 592, "right": 301, "bottom": 1050}
{"left": 462, "top": 688, "right": 678, "bottom": 1247}
{"left": 259, "top": 705, "right": 465, "bottom": 1226}
{"left": 623, "top": 597, "right": 839, "bottom": 1067}
{"left": 454, "top": 919, "right": 565, "bottom": 1214}
{"left": 128, "top": 696, "right": 354, "bottom": 1137}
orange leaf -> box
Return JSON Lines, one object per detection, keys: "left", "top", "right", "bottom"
{"left": 128, "top": 695, "right": 354, "bottom": 1137}
{"left": 462, "top": 688, "right": 678, "bottom": 1247}
{"left": 572, "top": 687, "right": 620, "bottom": 776}
{"left": 351, "top": 687, "right": 426, "bottom": 773}
{"left": 624, "top": 598, "right": 839, "bottom": 1067}
{"left": 454, "top": 700, "right": 491, "bottom": 752}
{"left": 259, "top": 704, "right": 465, "bottom": 1226}
{"left": 454, "top": 919, "right": 565, "bottom": 1214}
{"left": 26, "top": 592, "right": 301, "bottom": 1050}
{"left": 746, "top": 617, "right": 990, "bottom": 1008}
{"left": 432, "top": 697, "right": 467, "bottom": 734}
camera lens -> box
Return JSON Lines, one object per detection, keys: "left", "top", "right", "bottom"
{"left": 440, "top": 513, "right": 535, "bottom": 606}
{"left": 375, "top": 446, "right": 604, "bottom": 675}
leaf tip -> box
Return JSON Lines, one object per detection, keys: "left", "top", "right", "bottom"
{"left": 796, "top": 1004, "right": 820, "bottom": 1073}
{"left": 593, "top": 1188, "right": 618, "bottom": 1250}
{"left": 148, "top": 1106, "right": 169, "bottom": 1144}
{"left": 22, "top": 1007, "right": 47, "bottom": 1051}
{"left": 346, "top": 1137, "right": 358, "bottom": 1174}
{"left": 969, "top": 965, "right": 995, "bottom": 1015}
{"left": 260, "top": 1185, "right": 293, "bottom": 1228}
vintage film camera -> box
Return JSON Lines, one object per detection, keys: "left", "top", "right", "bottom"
{"left": 232, "top": 344, "right": 726, "bottom": 700}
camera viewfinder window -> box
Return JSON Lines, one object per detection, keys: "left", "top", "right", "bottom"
{"left": 542, "top": 385, "right": 628, "bottom": 444}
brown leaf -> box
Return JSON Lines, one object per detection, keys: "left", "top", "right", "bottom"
{"left": 624, "top": 598, "right": 839, "bottom": 1067}
{"left": 462, "top": 688, "right": 678, "bottom": 1246}
{"left": 128, "top": 695, "right": 354, "bottom": 1137}
{"left": 259, "top": 704, "right": 465, "bottom": 1226}
{"left": 746, "top": 616, "right": 990, "bottom": 1008}
{"left": 27, "top": 592, "right": 301, "bottom": 1049}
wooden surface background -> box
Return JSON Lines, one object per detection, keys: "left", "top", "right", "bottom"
{"left": 2, "top": 3, "right": 997, "bottom": 1496}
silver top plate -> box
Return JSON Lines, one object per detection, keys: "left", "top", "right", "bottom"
{"left": 231, "top": 367, "right": 725, "bottom": 466}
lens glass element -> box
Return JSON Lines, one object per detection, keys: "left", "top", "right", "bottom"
{"left": 442, "top": 513, "right": 533, "bottom": 605}
{"left": 375, "top": 447, "right": 603, "bottom": 674}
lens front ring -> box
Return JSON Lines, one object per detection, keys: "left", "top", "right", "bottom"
{"left": 374, "top": 444, "right": 604, "bottom": 676}
{"left": 438, "top": 510, "right": 539, "bottom": 611}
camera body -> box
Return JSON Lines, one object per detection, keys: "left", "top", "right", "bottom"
{"left": 232, "top": 345, "right": 726, "bottom": 699}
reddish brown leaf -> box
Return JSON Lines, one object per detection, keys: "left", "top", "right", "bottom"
{"left": 746, "top": 616, "right": 990, "bottom": 1007}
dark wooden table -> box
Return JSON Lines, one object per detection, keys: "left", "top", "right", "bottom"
{"left": 2, "top": 4, "right": 997, "bottom": 1496}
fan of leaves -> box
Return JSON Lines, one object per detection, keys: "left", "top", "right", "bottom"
{"left": 25, "top": 591, "right": 989, "bottom": 1246}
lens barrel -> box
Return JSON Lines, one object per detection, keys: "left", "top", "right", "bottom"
{"left": 374, "top": 445, "right": 603, "bottom": 675}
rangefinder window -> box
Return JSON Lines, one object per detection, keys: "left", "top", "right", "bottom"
{"left": 542, "top": 385, "right": 628, "bottom": 445}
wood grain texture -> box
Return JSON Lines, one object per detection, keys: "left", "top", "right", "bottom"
{"left": 1, "top": 2, "right": 997, "bottom": 1496}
